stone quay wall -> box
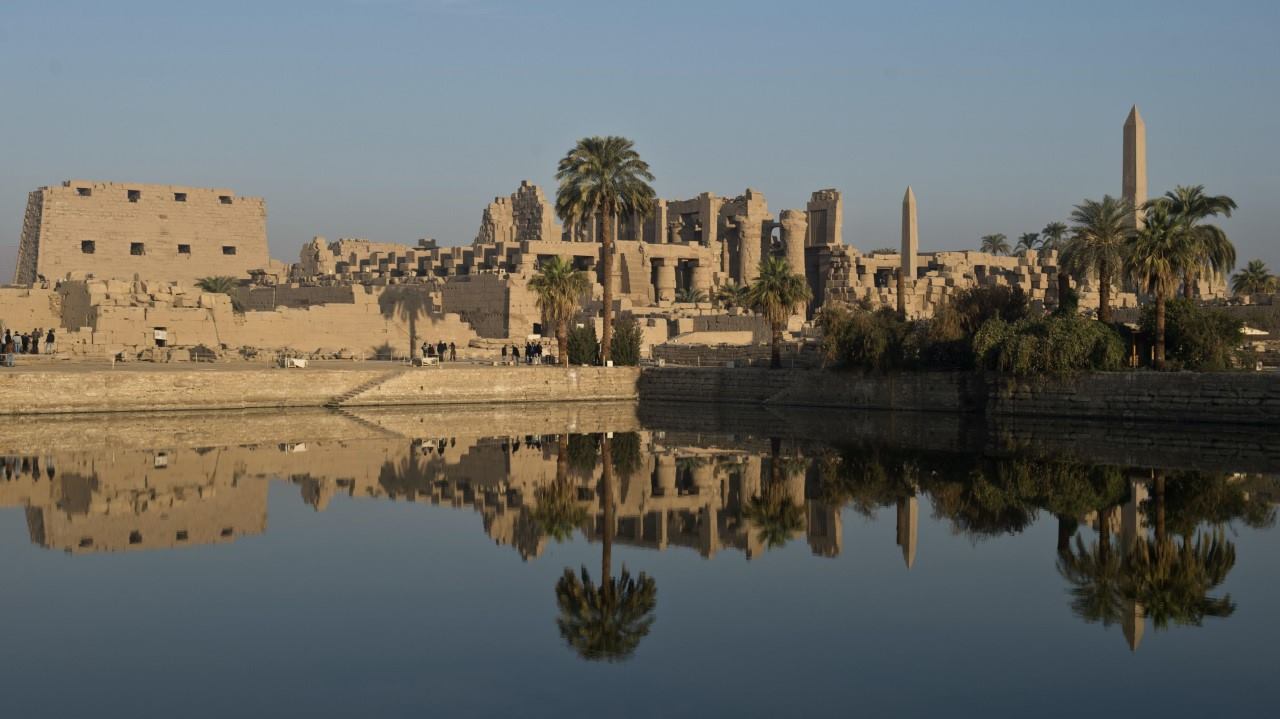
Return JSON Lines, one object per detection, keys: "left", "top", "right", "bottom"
{"left": 638, "top": 367, "right": 1280, "bottom": 425}
{"left": 0, "top": 365, "right": 639, "bottom": 415}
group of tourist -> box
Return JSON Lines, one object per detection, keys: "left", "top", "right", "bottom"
{"left": 2, "top": 455, "right": 55, "bottom": 482}
{"left": 421, "top": 340, "right": 457, "bottom": 362}
{"left": 500, "top": 342, "right": 548, "bottom": 365}
{"left": 1, "top": 327, "right": 55, "bottom": 366}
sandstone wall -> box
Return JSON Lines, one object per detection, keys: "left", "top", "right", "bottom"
{"left": 348, "top": 366, "right": 639, "bottom": 407}
{"left": 17, "top": 180, "right": 269, "bottom": 285}
{"left": 0, "top": 287, "right": 61, "bottom": 333}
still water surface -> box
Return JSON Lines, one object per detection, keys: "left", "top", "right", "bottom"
{"left": 1, "top": 403, "right": 1276, "bottom": 718}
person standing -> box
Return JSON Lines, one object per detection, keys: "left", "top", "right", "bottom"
{"left": 501, "top": 344, "right": 508, "bottom": 363}
{"left": 449, "top": 342, "right": 456, "bottom": 361}
{"left": 511, "top": 344, "right": 519, "bottom": 363}
{"left": 44, "top": 328, "right": 55, "bottom": 355}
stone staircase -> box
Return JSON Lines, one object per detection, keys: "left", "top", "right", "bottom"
{"left": 323, "top": 369, "right": 406, "bottom": 408}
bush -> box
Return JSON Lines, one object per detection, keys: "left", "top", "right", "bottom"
{"left": 567, "top": 324, "right": 599, "bottom": 365}
{"left": 820, "top": 304, "right": 910, "bottom": 371}
{"left": 1140, "top": 298, "right": 1243, "bottom": 371}
{"left": 973, "top": 315, "right": 1124, "bottom": 376}
{"left": 609, "top": 315, "right": 643, "bottom": 366}
{"left": 951, "top": 286, "right": 1029, "bottom": 334}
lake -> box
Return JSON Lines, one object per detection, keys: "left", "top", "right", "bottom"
{"left": 1, "top": 402, "right": 1276, "bottom": 718}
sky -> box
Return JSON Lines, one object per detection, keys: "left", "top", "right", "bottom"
{"left": 1, "top": 0, "right": 1277, "bottom": 280}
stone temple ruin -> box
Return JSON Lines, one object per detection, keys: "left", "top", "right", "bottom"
{"left": 3, "top": 107, "right": 1218, "bottom": 363}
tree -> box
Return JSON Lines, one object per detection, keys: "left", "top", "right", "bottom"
{"left": 675, "top": 287, "right": 707, "bottom": 304}
{"left": 609, "top": 314, "right": 643, "bottom": 366}
{"left": 741, "top": 438, "right": 807, "bottom": 549}
{"left": 713, "top": 280, "right": 750, "bottom": 309}
{"left": 1153, "top": 185, "right": 1237, "bottom": 299}
{"left": 1063, "top": 196, "right": 1133, "bottom": 324}
{"left": 1125, "top": 203, "right": 1193, "bottom": 370}
{"left": 1015, "top": 232, "right": 1040, "bottom": 255}
{"left": 554, "top": 436, "right": 657, "bottom": 662}
{"left": 747, "top": 257, "right": 812, "bottom": 369}
{"left": 1041, "top": 221, "right": 1071, "bottom": 305}
{"left": 555, "top": 137, "right": 656, "bottom": 365}
{"left": 528, "top": 256, "right": 591, "bottom": 367}
{"left": 530, "top": 435, "right": 589, "bottom": 542}
{"left": 377, "top": 285, "right": 432, "bottom": 361}
{"left": 196, "top": 275, "right": 245, "bottom": 312}
{"left": 980, "top": 233, "right": 1010, "bottom": 255}
{"left": 1230, "top": 259, "right": 1277, "bottom": 296}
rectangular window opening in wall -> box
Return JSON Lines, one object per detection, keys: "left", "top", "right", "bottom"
{"left": 78, "top": 537, "right": 93, "bottom": 548}
{"left": 177, "top": 244, "right": 191, "bottom": 255}
{"left": 174, "top": 192, "right": 187, "bottom": 202}
{"left": 128, "top": 531, "right": 142, "bottom": 545}
{"left": 128, "top": 189, "right": 141, "bottom": 202}
{"left": 130, "top": 242, "right": 145, "bottom": 256}
{"left": 220, "top": 527, "right": 234, "bottom": 537}
{"left": 222, "top": 246, "right": 237, "bottom": 255}
{"left": 81, "top": 240, "right": 96, "bottom": 254}
{"left": 176, "top": 530, "right": 189, "bottom": 542}
{"left": 76, "top": 187, "right": 92, "bottom": 197}
{"left": 219, "top": 195, "right": 233, "bottom": 205}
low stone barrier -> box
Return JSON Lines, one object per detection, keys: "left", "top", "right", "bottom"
{"left": 638, "top": 366, "right": 1280, "bottom": 425}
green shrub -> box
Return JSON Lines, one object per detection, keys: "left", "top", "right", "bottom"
{"left": 951, "top": 286, "right": 1029, "bottom": 334}
{"left": 609, "top": 315, "right": 643, "bottom": 366}
{"left": 1140, "top": 298, "right": 1243, "bottom": 371}
{"left": 974, "top": 315, "right": 1124, "bottom": 376}
{"left": 820, "top": 304, "right": 910, "bottom": 371}
{"left": 567, "top": 324, "right": 599, "bottom": 365}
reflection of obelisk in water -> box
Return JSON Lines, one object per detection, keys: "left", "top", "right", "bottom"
{"left": 895, "top": 495, "right": 918, "bottom": 569}
{"left": 1123, "top": 600, "right": 1145, "bottom": 652}
{"left": 1123, "top": 105, "right": 1147, "bottom": 231}
{"left": 1120, "top": 477, "right": 1149, "bottom": 552}
{"left": 897, "top": 187, "right": 918, "bottom": 318}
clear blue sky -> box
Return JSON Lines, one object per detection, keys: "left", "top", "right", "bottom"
{"left": 2, "top": 0, "right": 1277, "bottom": 280}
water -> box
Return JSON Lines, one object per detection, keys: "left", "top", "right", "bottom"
{"left": 1, "top": 403, "right": 1276, "bottom": 718}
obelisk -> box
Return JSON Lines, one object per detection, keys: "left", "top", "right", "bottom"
{"left": 897, "top": 186, "right": 918, "bottom": 317}
{"left": 1123, "top": 105, "right": 1147, "bottom": 231}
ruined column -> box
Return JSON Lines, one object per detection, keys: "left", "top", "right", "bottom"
{"left": 652, "top": 200, "right": 668, "bottom": 243}
{"left": 691, "top": 262, "right": 713, "bottom": 296}
{"left": 779, "top": 210, "right": 807, "bottom": 274}
{"left": 733, "top": 215, "right": 762, "bottom": 286}
{"left": 655, "top": 259, "right": 677, "bottom": 303}
{"left": 1123, "top": 105, "right": 1147, "bottom": 231}
{"left": 656, "top": 454, "right": 677, "bottom": 496}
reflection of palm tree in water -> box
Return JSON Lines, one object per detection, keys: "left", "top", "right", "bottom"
{"left": 741, "top": 438, "right": 805, "bottom": 549}
{"left": 554, "top": 436, "right": 657, "bottom": 662}
{"left": 529, "top": 435, "right": 588, "bottom": 543}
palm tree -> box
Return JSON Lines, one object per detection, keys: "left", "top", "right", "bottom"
{"left": 1040, "top": 221, "right": 1071, "bottom": 304}
{"left": 528, "top": 257, "right": 591, "bottom": 367}
{"left": 196, "top": 275, "right": 245, "bottom": 312}
{"left": 1063, "top": 196, "right": 1133, "bottom": 324}
{"left": 747, "top": 257, "right": 812, "bottom": 369}
{"left": 555, "top": 137, "right": 656, "bottom": 365}
{"left": 1058, "top": 533, "right": 1127, "bottom": 629}
{"left": 980, "top": 233, "right": 1010, "bottom": 255}
{"left": 530, "top": 435, "right": 589, "bottom": 542}
{"left": 713, "top": 280, "right": 750, "bottom": 309}
{"left": 1153, "top": 185, "right": 1237, "bottom": 299}
{"left": 377, "top": 285, "right": 431, "bottom": 361}
{"left": 1015, "top": 232, "right": 1039, "bottom": 255}
{"left": 674, "top": 287, "right": 707, "bottom": 304}
{"left": 554, "top": 435, "right": 657, "bottom": 662}
{"left": 1231, "top": 259, "right": 1278, "bottom": 296}
{"left": 1125, "top": 203, "right": 1192, "bottom": 369}
{"left": 1119, "top": 531, "right": 1236, "bottom": 630}
{"left": 741, "top": 438, "right": 806, "bottom": 549}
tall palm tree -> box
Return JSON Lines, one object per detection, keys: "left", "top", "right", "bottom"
{"left": 1040, "top": 222, "right": 1071, "bottom": 305}
{"left": 530, "top": 435, "right": 589, "bottom": 542}
{"left": 747, "top": 257, "right": 812, "bottom": 369}
{"left": 1119, "top": 531, "right": 1236, "bottom": 630}
{"left": 741, "top": 438, "right": 806, "bottom": 549}
{"left": 1125, "top": 203, "right": 1192, "bottom": 369}
{"left": 554, "top": 435, "right": 657, "bottom": 662}
{"left": 528, "top": 257, "right": 591, "bottom": 367}
{"left": 555, "top": 137, "right": 656, "bottom": 364}
{"left": 1015, "top": 232, "right": 1040, "bottom": 255}
{"left": 377, "top": 285, "right": 431, "bottom": 361}
{"left": 980, "top": 233, "right": 1010, "bottom": 255}
{"left": 1153, "top": 185, "right": 1237, "bottom": 299}
{"left": 1063, "top": 196, "right": 1133, "bottom": 324}
{"left": 1230, "top": 259, "right": 1278, "bottom": 296}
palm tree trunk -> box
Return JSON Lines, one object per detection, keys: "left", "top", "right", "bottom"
{"left": 771, "top": 324, "right": 782, "bottom": 369}
{"left": 1154, "top": 472, "right": 1166, "bottom": 545}
{"left": 1057, "top": 515, "right": 1076, "bottom": 554}
{"left": 1098, "top": 258, "right": 1112, "bottom": 324}
{"left": 557, "top": 319, "right": 569, "bottom": 367}
{"left": 601, "top": 436, "right": 614, "bottom": 582}
{"left": 1183, "top": 269, "right": 1195, "bottom": 299}
{"left": 600, "top": 212, "right": 615, "bottom": 365}
{"left": 1057, "top": 271, "right": 1070, "bottom": 309}
{"left": 1155, "top": 293, "right": 1166, "bottom": 370}
{"left": 408, "top": 314, "right": 417, "bottom": 361}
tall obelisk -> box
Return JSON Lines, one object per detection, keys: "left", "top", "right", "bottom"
{"left": 1123, "top": 105, "right": 1147, "bottom": 231}
{"left": 897, "top": 186, "right": 918, "bottom": 317}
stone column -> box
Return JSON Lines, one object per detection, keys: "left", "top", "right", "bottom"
{"left": 655, "top": 260, "right": 677, "bottom": 303}
{"left": 691, "top": 262, "right": 713, "bottom": 296}
{"left": 734, "top": 215, "right": 762, "bottom": 286}
{"left": 780, "top": 210, "right": 807, "bottom": 274}
{"left": 656, "top": 454, "right": 677, "bottom": 496}
{"left": 652, "top": 200, "right": 667, "bottom": 243}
